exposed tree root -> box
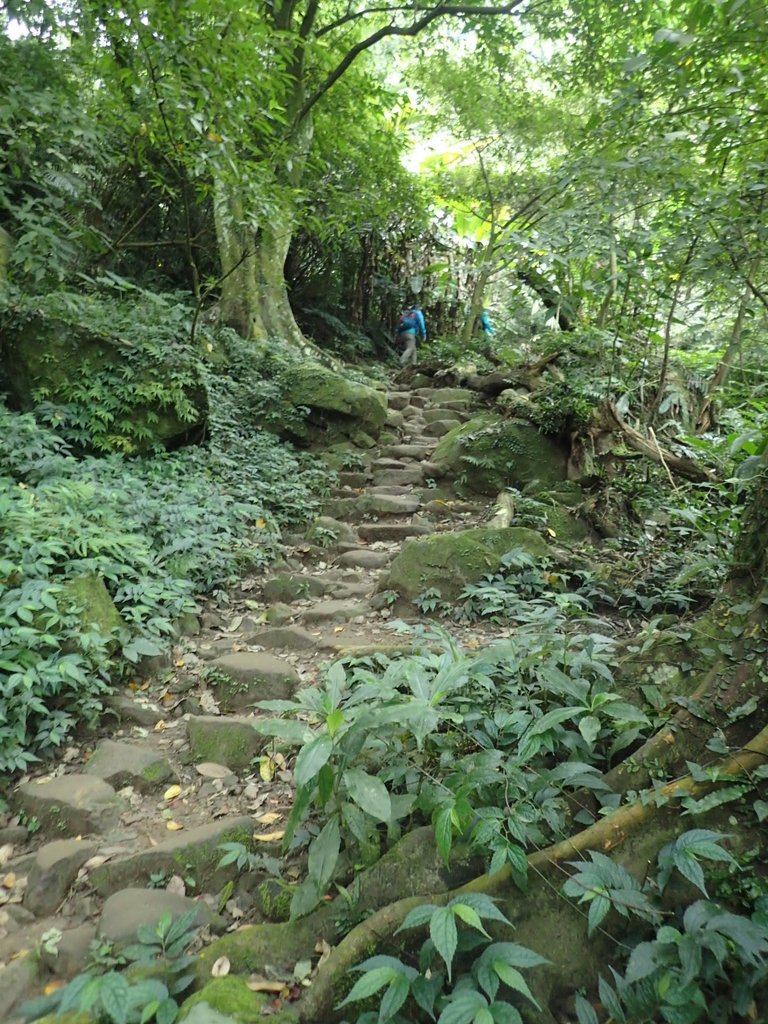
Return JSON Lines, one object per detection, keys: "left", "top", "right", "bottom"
{"left": 599, "top": 400, "right": 715, "bottom": 482}
{"left": 299, "top": 727, "right": 768, "bottom": 1022}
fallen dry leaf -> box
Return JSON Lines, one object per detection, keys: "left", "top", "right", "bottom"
{"left": 259, "top": 758, "right": 275, "bottom": 783}
{"left": 211, "top": 956, "right": 231, "bottom": 978}
{"left": 163, "top": 784, "right": 182, "bottom": 801}
{"left": 314, "top": 938, "right": 332, "bottom": 971}
{"left": 254, "top": 812, "right": 282, "bottom": 825}
{"left": 83, "top": 855, "right": 110, "bottom": 870}
{"left": 154, "top": 720, "right": 167, "bottom": 732}
{"left": 44, "top": 980, "right": 66, "bottom": 996}
{"left": 333, "top": 626, "right": 345, "bottom": 633}
{"left": 2, "top": 874, "right": 16, "bottom": 890}
{"left": 253, "top": 830, "right": 284, "bottom": 843}
{"left": 247, "top": 977, "right": 286, "bottom": 994}
{"left": 166, "top": 821, "right": 184, "bottom": 832}
{"left": 0, "top": 846, "right": 14, "bottom": 868}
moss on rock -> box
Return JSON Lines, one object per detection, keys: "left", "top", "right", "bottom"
{"left": 180, "top": 977, "right": 298, "bottom": 1023}
{"left": 60, "top": 575, "right": 124, "bottom": 636}
{"left": 381, "top": 526, "right": 549, "bottom": 604}
{"left": 433, "top": 415, "right": 568, "bottom": 494}
{"left": 282, "top": 364, "right": 386, "bottom": 443}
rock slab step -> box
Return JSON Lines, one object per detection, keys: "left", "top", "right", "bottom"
{"left": 85, "top": 739, "right": 173, "bottom": 793}
{"left": 187, "top": 716, "right": 265, "bottom": 770}
{"left": 16, "top": 775, "right": 124, "bottom": 837}
{"left": 23, "top": 838, "right": 96, "bottom": 916}
{"left": 98, "top": 888, "right": 222, "bottom": 946}
{"left": 209, "top": 652, "right": 300, "bottom": 710}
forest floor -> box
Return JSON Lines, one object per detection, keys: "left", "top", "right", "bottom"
{"left": 1, "top": 378, "right": 535, "bottom": 1019}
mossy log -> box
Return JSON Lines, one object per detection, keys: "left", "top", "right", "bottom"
{"left": 299, "top": 726, "right": 768, "bottom": 1022}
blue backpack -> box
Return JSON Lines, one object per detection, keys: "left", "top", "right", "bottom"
{"left": 397, "top": 310, "right": 419, "bottom": 333}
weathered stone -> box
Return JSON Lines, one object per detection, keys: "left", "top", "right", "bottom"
{"left": 0, "top": 955, "right": 38, "bottom": 1017}
{"left": 381, "top": 526, "right": 549, "bottom": 604}
{"left": 356, "top": 493, "right": 421, "bottom": 515}
{"left": 98, "top": 888, "right": 221, "bottom": 946}
{"left": 303, "top": 600, "right": 369, "bottom": 625}
{"left": 386, "top": 392, "right": 412, "bottom": 410}
{"left": 414, "top": 386, "right": 477, "bottom": 404}
{"left": 90, "top": 817, "right": 253, "bottom": 896}
{"left": 422, "top": 459, "right": 448, "bottom": 479}
{"left": 244, "top": 626, "right": 320, "bottom": 651}
{"left": 336, "top": 470, "right": 369, "bottom": 488}
{"left": 40, "top": 923, "right": 97, "bottom": 978}
{"left": 371, "top": 457, "right": 408, "bottom": 470}
{"left": 422, "top": 419, "right": 460, "bottom": 437}
{"left": 84, "top": 740, "right": 173, "bottom": 792}
{"left": 59, "top": 574, "right": 123, "bottom": 637}
{"left": 319, "top": 497, "right": 361, "bottom": 520}
{"left": 281, "top": 363, "right": 387, "bottom": 442}
{"left": 367, "top": 483, "right": 413, "bottom": 495}
{"left": 23, "top": 838, "right": 96, "bottom": 916}
{"left": 335, "top": 550, "right": 392, "bottom": 569}
{"left": 357, "top": 523, "right": 434, "bottom": 543}
{"left": 209, "top": 653, "right": 299, "bottom": 710}
{"left": 187, "top": 716, "right": 265, "bottom": 770}
{"left": 385, "top": 408, "right": 405, "bottom": 428}
{"left": 324, "top": 582, "right": 372, "bottom": 601}
{"left": 262, "top": 574, "right": 324, "bottom": 604}
{"left": 433, "top": 414, "right": 568, "bottom": 493}
{"left": 372, "top": 467, "right": 425, "bottom": 486}
{"left": 264, "top": 603, "right": 293, "bottom": 624}
{"left": 104, "top": 694, "right": 163, "bottom": 727}
{"left": 16, "top": 775, "right": 123, "bottom": 837}
{"left": 381, "top": 443, "right": 435, "bottom": 459}
{"left": 306, "top": 516, "right": 358, "bottom": 547}
{"left": 422, "top": 407, "right": 463, "bottom": 424}
{"left": 0, "top": 826, "right": 28, "bottom": 845}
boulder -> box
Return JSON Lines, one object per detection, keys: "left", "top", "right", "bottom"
{"left": 23, "top": 838, "right": 96, "bottom": 916}
{"left": 305, "top": 516, "right": 358, "bottom": 547}
{"left": 0, "top": 301, "right": 207, "bottom": 453}
{"left": 262, "top": 575, "right": 326, "bottom": 603}
{"left": 187, "top": 716, "right": 265, "bottom": 770}
{"left": 433, "top": 414, "right": 568, "bottom": 494}
{"left": 281, "top": 363, "right": 387, "bottom": 442}
{"left": 335, "top": 549, "right": 392, "bottom": 570}
{"left": 59, "top": 574, "right": 123, "bottom": 637}
{"left": 98, "top": 888, "right": 221, "bottom": 946}
{"left": 243, "top": 626, "right": 320, "bottom": 651}
{"left": 15, "top": 775, "right": 124, "bottom": 837}
{"left": 208, "top": 653, "right": 300, "bottom": 711}
{"left": 179, "top": 977, "right": 299, "bottom": 1023}
{"left": 303, "top": 600, "right": 369, "bottom": 625}
{"left": 381, "top": 526, "right": 549, "bottom": 604}
{"left": 84, "top": 740, "right": 173, "bottom": 792}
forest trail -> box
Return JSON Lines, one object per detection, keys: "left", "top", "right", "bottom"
{"left": 2, "top": 378, "right": 522, "bottom": 1018}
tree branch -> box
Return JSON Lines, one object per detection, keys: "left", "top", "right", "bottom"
{"left": 296, "top": 0, "right": 526, "bottom": 123}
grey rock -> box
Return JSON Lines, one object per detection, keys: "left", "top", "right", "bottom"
{"left": 182, "top": 1005, "right": 237, "bottom": 1024}
{"left": 187, "top": 716, "right": 265, "bottom": 770}
{"left": 209, "top": 652, "right": 300, "bottom": 710}
{"left": 90, "top": 817, "right": 254, "bottom": 896}
{"left": 337, "top": 471, "right": 370, "bottom": 488}
{"left": 422, "top": 408, "right": 462, "bottom": 424}
{"left": 85, "top": 740, "right": 173, "bottom": 793}
{"left": 385, "top": 408, "right": 404, "bottom": 428}
{"left": 423, "top": 420, "right": 459, "bottom": 437}
{"left": 264, "top": 603, "right": 294, "bottom": 625}
{"left": 371, "top": 457, "right": 407, "bottom": 470}
{"left": 16, "top": 775, "right": 124, "bottom": 837}
{"left": 262, "top": 574, "right": 326, "bottom": 603}
{"left": 373, "top": 467, "right": 425, "bottom": 486}
{"left": 0, "top": 956, "right": 38, "bottom": 1016}
{"left": 386, "top": 392, "right": 412, "bottom": 410}
{"left": 303, "top": 600, "right": 369, "bottom": 625}
{"left": 307, "top": 516, "right": 359, "bottom": 546}
{"left": 245, "top": 625, "right": 319, "bottom": 651}
{"left": 98, "top": 888, "right": 221, "bottom": 946}
{"left": 358, "top": 493, "right": 421, "bottom": 515}
{"left": 367, "top": 484, "right": 413, "bottom": 495}
{"left": 40, "top": 922, "right": 97, "bottom": 977}
{"left": 381, "top": 444, "right": 435, "bottom": 460}
{"left": 104, "top": 694, "right": 163, "bottom": 727}
{"left": 0, "top": 826, "right": 28, "bottom": 845}
{"left": 2, "top": 906, "right": 35, "bottom": 928}
{"left": 336, "top": 550, "right": 393, "bottom": 570}
{"left": 23, "top": 838, "right": 96, "bottom": 916}
{"left": 357, "top": 523, "right": 435, "bottom": 543}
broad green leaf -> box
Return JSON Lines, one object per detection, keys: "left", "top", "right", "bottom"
{"left": 398, "top": 903, "right": 437, "bottom": 932}
{"left": 430, "top": 906, "right": 459, "bottom": 978}
{"left": 452, "top": 903, "right": 490, "bottom": 936}
{"left": 294, "top": 733, "right": 333, "bottom": 787}
{"left": 574, "top": 993, "right": 599, "bottom": 1024}
{"left": 434, "top": 805, "right": 454, "bottom": 866}
{"left": 337, "top": 966, "right": 398, "bottom": 1007}
{"left": 99, "top": 972, "right": 131, "bottom": 1024}
{"left": 307, "top": 815, "right": 340, "bottom": 888}
{"left": 578, "top": 715, "right": 601, "bottom": 746}
{"left": 379, "top": 973, "right": 411, "bottom": 1022}
{"left": 437, "top": 989, "right": 487, "bottom": 1024}
{"left": 492, "top": 963, "right": 540, "bottom": 1009}
{"left": 344, "top": 767, "right": 392, "bottom": 822}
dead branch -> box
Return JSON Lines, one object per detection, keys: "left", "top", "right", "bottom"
{"left": 600, "top": 401, "right": 715, "bottom": 483}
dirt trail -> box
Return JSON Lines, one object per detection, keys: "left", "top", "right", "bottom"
{"left": 0, "top": 380, "right": 519, "bottom": 1018}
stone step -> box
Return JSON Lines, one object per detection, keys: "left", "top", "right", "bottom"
{"left": 407, "top": 395, "right": 429, "bottom": 408}
{"left": 359, "top": 493, "right": 421, "bottom": 515}
{"left": 413, "top": 387, "right": 477, "bottom": 404}
{"left": 303, "top": 600, "right": 369, "bottom": 624}
{"left": 357, "top": 522, "right": 434, "bottom": 542}
{"left": 336, "top": 549, "right": 393, "bottom": 569}
{"left": 372, "top": 467, "right": 425, "bottom": 486}
{"left": 372, "top": 457, "right": 408, "bottom": 470}
{"left": 422, "top": 408, "right": 464, "bottom": 424}
{"left": 382, "top": 444, "right": 435, "bottom": 459}
{"left": 338, "top": 471, "right": 370, "bottom": 488}
{"left": 367, "top": 484, "right": 415, "bottom": 495}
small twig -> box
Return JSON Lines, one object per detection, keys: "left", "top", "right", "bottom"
{"left": 648, "top": 427, "right": 678, "bottom": 490}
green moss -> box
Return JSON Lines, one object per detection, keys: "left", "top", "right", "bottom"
{"left": 382, "top": 526, "right": 549, "bottom": 604}
{"left": 139, "top": 759, "right": 173, "bottom": 785}
{"left": 60, "top": 574, "right": 124, "bottom": 636}
{"left": 282, "top": 364, "right": 387, "bottom": 441}
{"left": 258, "top": 879, "right": 294, "bottom": 922}
{"left": 179, "top": 977, "right": 298, "bottom": 1023}
{"left": 195, "top": 909, "right": 336, "bottom": 984}
{"left": 433, "top": 415, "right": 568, "bottom": 494}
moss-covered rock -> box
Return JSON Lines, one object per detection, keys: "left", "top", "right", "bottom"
{"left": 282, "top": 364, "right": 387, "bottom": 443}
{"left": 196, "top": 908, "right": 336, "bottom": 983}
{"left": 433, "top": 415, "right": 568, "bottom": 494}
{"left": 380, "top": 526, "right": 549, "bottom": 605}
{"left": 180, "top": 977, "right": 299, "bottom": 1023}
{"left": 60, "top": 575, "right": 124, "bottom": 636}
{"left": 0, "top": 302, "right": 207, "bottom": 453}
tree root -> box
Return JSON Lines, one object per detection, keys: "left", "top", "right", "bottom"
{"left": 599, "top": 400, "right": 715, "bottom": 482}
{"left": 299, "top": 727, "right": 768, "bottom": 1022}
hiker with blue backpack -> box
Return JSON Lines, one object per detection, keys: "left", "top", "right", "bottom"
{"left": 396, "top": 304, "right": 427, "bottom": 366}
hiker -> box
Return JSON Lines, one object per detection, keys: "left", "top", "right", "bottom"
{"left": 396, "top": 304, "right": 427, "bottom": 366}
{"left": 479, "top": 309, "right": 494, "bottom": 336}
